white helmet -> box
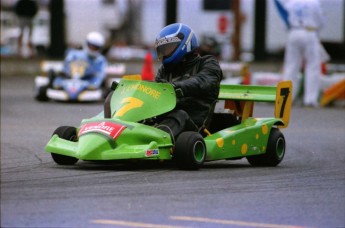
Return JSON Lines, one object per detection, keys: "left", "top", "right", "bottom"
{"left": 85, "top": 32, "right": 105, "bottom": 57}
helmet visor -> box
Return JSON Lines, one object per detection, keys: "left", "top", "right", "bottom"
{"left": 87, "top": 42, "right": 102, "bottom": 51}
{"left": 155, "top": 37, "right": 181, "bottom": 60}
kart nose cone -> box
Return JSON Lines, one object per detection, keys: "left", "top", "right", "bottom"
{"left": 77, "top": 134, "right": 113, "bottom": 160}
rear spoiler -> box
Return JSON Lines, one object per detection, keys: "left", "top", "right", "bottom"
{"left": 218, "top": 81, "right": 292, "bottom": 128}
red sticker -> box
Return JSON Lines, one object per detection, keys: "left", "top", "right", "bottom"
{"left": 78, "top": 122, "right": 126, "bottom": 139}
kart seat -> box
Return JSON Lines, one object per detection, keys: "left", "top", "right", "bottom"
{"left": 104, "top": 81, "right": 118, "bottom": 118}
{"left": 104, "top": 91, "right": 113, "bottom": 118}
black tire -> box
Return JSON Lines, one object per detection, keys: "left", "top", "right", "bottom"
{"left": 51, "top": 126, "right": 79, "bottom": 165}
{"left": 35, "top": 86, "right": 49, "bottom": 101}
{"left": 174, "top": 131, "right": 206, "bottom": 170}
{"left": 247, "top": 128, "right": 285, "bottom": 167}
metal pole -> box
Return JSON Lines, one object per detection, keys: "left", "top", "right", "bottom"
{"left": 232, "top": 0, "right": 241, "bottom": 60}
{"left": 166, "top": 0, "right": 177, "bottom": 25}
{"left": 254, "top": 0, "right": 267, "bottom": 61}
{"left": 49, "top": 0, "right": 66, "bottom": 58}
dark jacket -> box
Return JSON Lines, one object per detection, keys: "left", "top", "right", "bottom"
{"left": 155, "top": 54, "right": 223, "bottom": 126}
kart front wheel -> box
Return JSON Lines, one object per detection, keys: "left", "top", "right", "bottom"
{"left": 247, "top": 128, "right": 285, "bottom": 167}
{"left": 35, "top": 86, "right": 49, "bottom": 101}
{"left": 174, "top": 131, "right": 206, "bottom": 170}
{"left": 51, "top": 126, "right": 79, "bottom": 165}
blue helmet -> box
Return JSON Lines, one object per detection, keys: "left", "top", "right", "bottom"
{"left": 155, "top": 23, "right": 199, "bottom": 65}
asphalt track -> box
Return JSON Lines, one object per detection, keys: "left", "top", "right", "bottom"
{"left": 1, "top": 74, "right": 345, "bottom": 228}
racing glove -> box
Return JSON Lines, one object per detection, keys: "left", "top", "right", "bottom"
{"left": 171, "top": 83, "right": 184, "bottom": 98}
{"left": 155, "top": 78, "right": 168, "bottom": 83}
{"left": 156, "top": 78, "right": 184, "bottom": 98}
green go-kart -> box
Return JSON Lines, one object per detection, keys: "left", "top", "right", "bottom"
{"left": 45, "top": 78, "right": 292, "bottom": 170}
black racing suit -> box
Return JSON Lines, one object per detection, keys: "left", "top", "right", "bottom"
{"left": 154, "top": 54, "right": 223, "bottom": 140}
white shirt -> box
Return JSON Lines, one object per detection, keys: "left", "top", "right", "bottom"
{"left": 284, "top": 0, "right": 324, "bottom": 29}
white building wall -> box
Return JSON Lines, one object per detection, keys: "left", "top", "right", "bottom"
{"left": 141, "top": 0, "right": 165, "bottom": 47}
{"left": 65, "top": 0, "right": 123, "bottom": 45}
{"left": 63, "top": 0, "right": 344, "bottom": 53}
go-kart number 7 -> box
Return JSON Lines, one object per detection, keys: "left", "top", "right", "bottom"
{"left": 278, "top": 87, "right": 289, "bottom": 118}
{"left": 275, "top": 80, "right": 292, "bottom": 128}
{"left": 115, "top": 97, "right": 144, "bottom": 117}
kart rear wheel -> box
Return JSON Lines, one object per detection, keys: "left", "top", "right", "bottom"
{"left": 35, "top": 86, "right": 49, "bottom": 101}
{"left": 51, "top": 126, "right": 79, "bottom": 165}
{"left": 174, "top": 131, "right": 206, "bottom": 170}
{"left": 247, "top": 128, "right": 285, "bottom": 167}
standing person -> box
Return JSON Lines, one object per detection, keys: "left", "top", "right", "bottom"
{"left": 279, "top": 0, "right": 325, "bottom": 107}
{"left": 153, "top": 23, "right": 223, "bottom": 142}
{"left": 14, "top": 0, "right": 38, "bottom": 57}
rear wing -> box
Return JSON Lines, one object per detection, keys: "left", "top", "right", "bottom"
{"left": 218, "top": 80, "right": 292, "bottom": 128}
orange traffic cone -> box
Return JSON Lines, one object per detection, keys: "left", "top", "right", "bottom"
{"left": 141, "top": 52, "right": 155, "bottom": 81}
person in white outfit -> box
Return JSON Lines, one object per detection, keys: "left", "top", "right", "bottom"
{"left": 281, "top": 0, "right": 325, "bottom": 107}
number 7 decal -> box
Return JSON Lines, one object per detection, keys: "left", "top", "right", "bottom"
{"left": 115, "top": 97, "right": 144, "bottom": 117}
{"left": 275, "top": 80, "right": 292, "bottom": 128}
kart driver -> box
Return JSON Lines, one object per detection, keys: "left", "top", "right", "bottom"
{"left": 153, "top": 23, "right": 223, "bottom": 142}
{"left": 50, "top": 31, "right": 107, "bottom": 90}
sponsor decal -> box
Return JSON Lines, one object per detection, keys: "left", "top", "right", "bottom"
{"left": 145, "top": 149, "right": 159, "bottom": 157}
{"left": 121, "top": 83, "right": 161, "bottom": 99}
{"left": 78, "top": 122, "right": 126, "bottom": 140}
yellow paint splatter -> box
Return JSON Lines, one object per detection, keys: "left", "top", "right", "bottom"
{"left": 241, "top": 144, "right": 248, "bottom": 155}
{"left": 262, "top": 124, "right": 268, "bottom": 135}
{"left": 216, "top": 138, "right": 224, "bottom": 148}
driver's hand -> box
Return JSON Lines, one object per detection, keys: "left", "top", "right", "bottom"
{"left": 156, "top": 78, "right": 168, "bottom": 83}
{"left": 156, "top": 78, "right": 184, "bottom": 98}
{"left": 140, "top": 117, "right": 157, "bottom": 125}
{"left": 171, "top": 83, "right": 184, "bottom": 98}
